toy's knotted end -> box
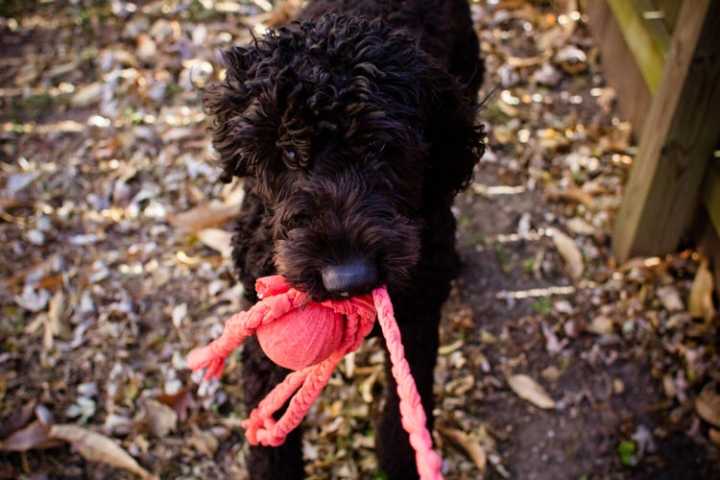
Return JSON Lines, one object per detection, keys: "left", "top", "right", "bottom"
{"left": 241, "top": 414, "right": 285, "bottom": 446}
{"left": 187, "top": 345, "right": 227, "bottom": 380}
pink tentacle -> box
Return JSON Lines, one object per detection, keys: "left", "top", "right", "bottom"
{"left": 373, "top": 287, "right": 444, "bottom": 480}
{"left": 244, "top": 288, "right": 309, "bottom": 331}
{"left": 187, "top": 310, "right": 254, "bottom": 380}
{"left": 188, "top": 276, "right": 444, "bottom": 480}
{"left": 248, "top": 350, "right": 345, "bottom": 446}
{"left": 187, "top": 288, "right": 308, "bottom": 380}
{"left": 243, "top": 367, "right": 312, "bottom": 445}
{"left": 255, "top": 275, "right": 291, "bottom": 298}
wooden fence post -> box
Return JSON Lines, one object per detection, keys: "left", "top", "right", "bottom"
{"left": 613, "top": 0, "right": 720, "bottom": 262}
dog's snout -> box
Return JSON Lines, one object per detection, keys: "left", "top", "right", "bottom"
{"left": 321, "top": 259, "right": 379, "bottom": 296}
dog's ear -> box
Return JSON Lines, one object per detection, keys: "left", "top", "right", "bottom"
{"left": 204, "top": 46, "right": 259, "bottom": 182}
{"left": 421, "top": 68, "right": 485, "bottom": 199}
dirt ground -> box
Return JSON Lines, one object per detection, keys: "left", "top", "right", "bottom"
{"left": 451, "top": 164, "right": 718, "bottom": 479}
{"left": 1, "top": 1, "right": 719, "bottom": 479}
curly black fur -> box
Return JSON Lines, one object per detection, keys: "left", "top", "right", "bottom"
{"left": 204, "top": 1, "right": 484, "bottom": 478}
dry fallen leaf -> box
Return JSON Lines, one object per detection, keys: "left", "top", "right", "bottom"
{"left": 169, "top": 202, "right": 239, "bottom": 233}
{"left": 507, "top": 374, "right": 556, "bottom": 409}
{"left": 548, "top": 228, "right": 583, "bottom": 279}
{"left": 262, "top": 0, "right": 304, "bottom": 27}
{"left": 50, "top": 424, "right": 156, "bottom": 480}
{"left": 359, "top": 368, "right": 381, "bottom": 404}
{"left": 188, "top": 425, "right": 219, "bottom": 457}
{"left": 439, "top": 427, "right": 487, "bottom": 477}
{"left": 0, "top": 401, "right": 36, "bottom": 439}
{"left": 541, "top": 365, "right": 561, "bottom": 382}
{"left": 588, "top": 316, "right": 614, "bottom": 335}
{"left": 545, "top": 187, "right": 595, "bottom": 209}
{"left": 438, "top": 339, "right": 464, "bottom": 355}
{"left": 137, "top": 34, "right": 157, "bottom": 63}
{"left": 689, "top": 260, "right": 716, "bottom": 322}
{"left": 566, "top": 217, "right": 596, "bottom": 236}
{"left": 554, "top": 45, "right": 587, "bottom": 74}
{"left": 657, "top": 286, "right": 684, "bottom": 312}
{"left": 155, "top": 388, "right": 195, "bottom": 422}
{"left": 506, "top": 53, "right": 549, "bottom": 68}
{"left": 0, "top": 420, "right": 61, "bottom": 452}
{"left": 197, "top": 229, "right": 233, "bottom": 257}
{"left": 144, "top": 399, "right": 178, "bottom": 437}
{"left": 695, "top": 384, "right": 720, "bottom": 428}
{"left": 44, "top": 290, "right": 65, "bottom": 351}
{"left": 71, "top": 82, "right": 102, "bottom": 107}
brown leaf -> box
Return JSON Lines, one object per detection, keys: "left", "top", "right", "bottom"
{"left": 696, "top": 384, "right": 720, "bottom": 428}
{"left": 71, "top": 82, "right": 102, "bottom": 107}
{"left": 657, "top": 286, "right": 684, "bottom": 312}
{"left": 0, "top": 420, "right": 61, "bottom": 452}
{"left": 155, "top": 388, "right": 195, "bottom": 422}
{"left": 548, "top": 228, "right": 584, "bottom": 279}
{"left": 439, "top": 427, "right": 487, "bottom": 476}
{"left": 0, "top": 401, "right": 36, "bottom": 439}
{"left": 0, "top": 196, "right": 25, "bottom": 210}
{"left": 44, "top": 290, "right": 65, "bottom": 351}
{"left": 37, "top": 274, "right": 64, "bottom": 291}
{"left": 144, "top": 399, "right": 177, "bottom": 437}
{"left": 506, "top": 54, "right": 549, "bottom": 68}
{"left": 438, "top": 339, "right": 464, "bottom": 355}
{"left": 359, "top": 368, "right": 381, "bottom": 404}
{"left": 137, "top": 34, "right": 157, "bottom": 63}
{"left": 566, "top": 217, "right": 596, "bottom": 236}
{"left": 689, "top": 260, "right": 716, "bottom": 322}
{"left": 50, "top": 425, "right": 156, "bottom": 479}
{"left": 541, "top": 366, "right": 561, "bottom": 382}
{"left": 507, "top": 374, "right": 556, "bottom": 409}
{"left": 263, "top": 0, "right": 303, "bottom": 27}
{"left": 197, "top": 229, "right": 233, "bottom": 258}
{"left": 588, "top": 316, "right": 614, "bottom": 335}
{"left": 188, "top": 426, "right": 218, "bottom": 457}
{"left": 545, "top": 187, "right": 595, "bottom": 209}
{"left": 168, "top": 202, "right": 238, "bottom": 234}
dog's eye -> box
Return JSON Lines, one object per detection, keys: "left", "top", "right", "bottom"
{"left": 281, "top": 147, "right": 308, "bottom": 170}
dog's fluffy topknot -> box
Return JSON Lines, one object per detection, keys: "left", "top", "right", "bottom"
{"left": 205, "top": 14, "right": 484, "bottom": 199}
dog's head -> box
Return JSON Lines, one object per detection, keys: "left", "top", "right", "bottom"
{"left": 206, "top": 15, "right": 483, "bottom": 299}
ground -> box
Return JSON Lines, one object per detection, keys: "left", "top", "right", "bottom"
{"left": 1, "top": 1, "right": 719, "bottom": 479}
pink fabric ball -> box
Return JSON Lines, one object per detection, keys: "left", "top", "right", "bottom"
{"left": 256, "top": 304, "right": 345, "bottom": 370}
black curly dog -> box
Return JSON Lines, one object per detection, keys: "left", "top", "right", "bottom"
{"left": 205, "top": 0, "right": 484, "bottom": 478}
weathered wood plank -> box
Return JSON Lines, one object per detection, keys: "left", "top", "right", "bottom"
{"left": 613, "top": 0, "right": 720, "bottom": 261}
{"left": 651, "top": 0, "right": 682, "bottom": 33}
{"left": 607, "top": 0, "right": 671, "bottom": 93}
{"left": 582, "top": 0, "right": 653, "bottom": 132}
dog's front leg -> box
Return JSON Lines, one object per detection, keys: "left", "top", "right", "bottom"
{"left": 376, "top": 304, "right": 441, "bottom": 480}
{"left": 241, "top": 337, "right": 305, "bottom": 480}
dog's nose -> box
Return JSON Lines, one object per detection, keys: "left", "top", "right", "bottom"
{"left": 321, "top": 259, "right": 379, "bottom": 296}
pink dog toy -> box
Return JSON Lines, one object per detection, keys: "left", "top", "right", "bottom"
{"left": 187, "top": 275, "right": 443, "bottom": 480}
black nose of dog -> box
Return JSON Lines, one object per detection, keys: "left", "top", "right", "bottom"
{"left": 321, "top": 260, "right": 379, "bottom": 296}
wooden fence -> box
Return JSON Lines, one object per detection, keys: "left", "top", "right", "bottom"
{"left": 582, "top": 0, "right": 720, "bottom": 270}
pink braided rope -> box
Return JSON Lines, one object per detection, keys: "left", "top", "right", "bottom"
{"left": 187, "top": 275, "right": 444, "bottom": 480}
{"left": 372, "top": 287, "right": 443, "bottom": 479}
